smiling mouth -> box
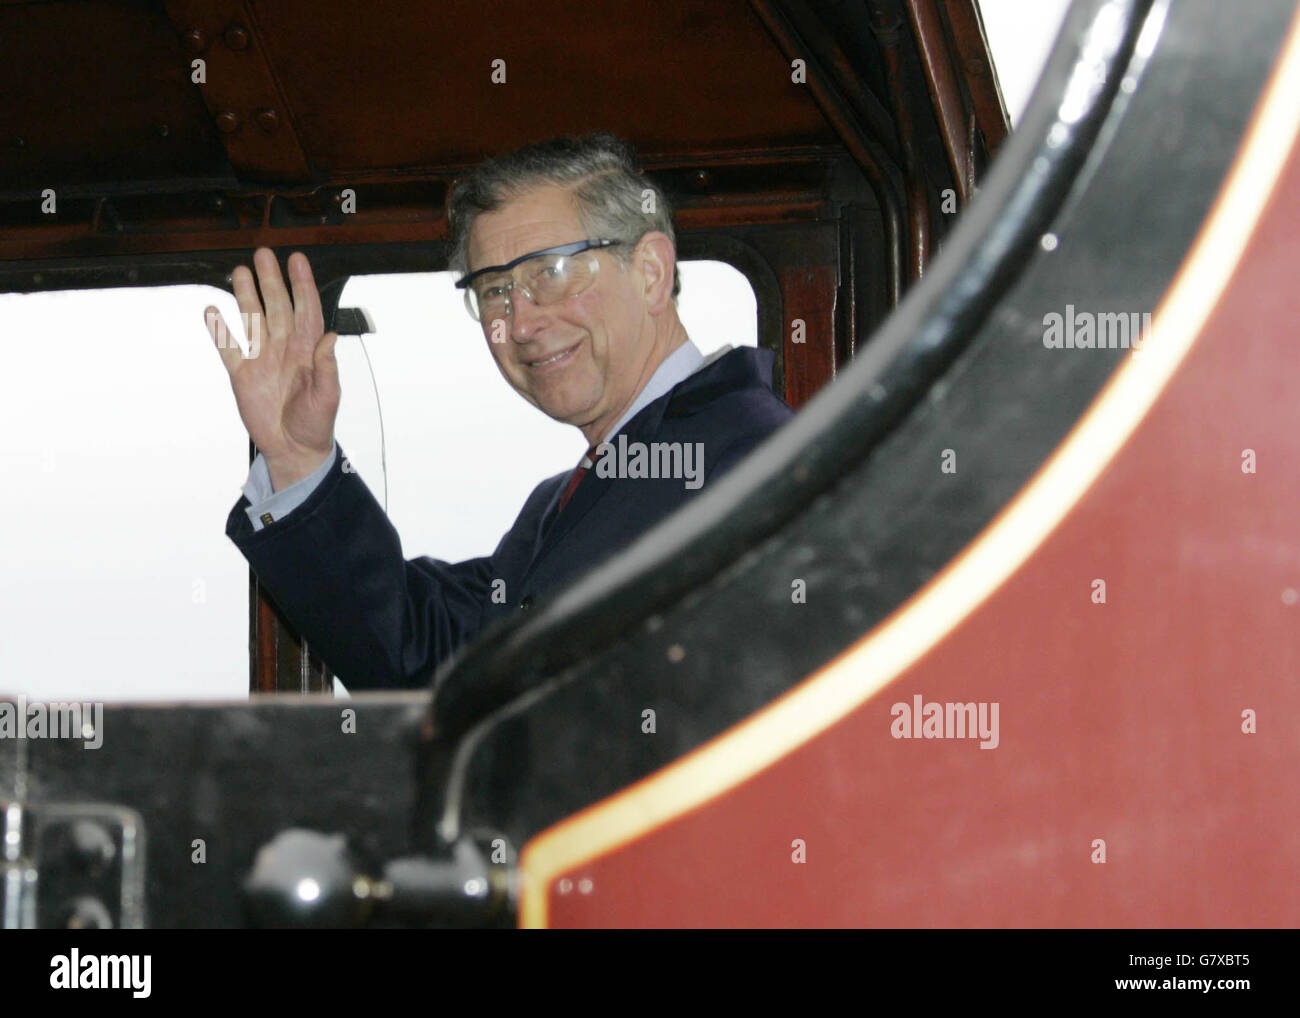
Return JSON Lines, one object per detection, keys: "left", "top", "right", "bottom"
{"left": 525, "top": 343, "right": 579, "bottom": 371}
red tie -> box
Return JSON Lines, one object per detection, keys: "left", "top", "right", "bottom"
{"left": 556, "top": 446, "right": 597, "bottom": 515}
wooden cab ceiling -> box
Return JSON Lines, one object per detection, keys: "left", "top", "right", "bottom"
{"left": 0, "top": 0, "right": 836, "bottom": 191}
{"left": 0, "top": 0, "right": 1006, "bottom": 271}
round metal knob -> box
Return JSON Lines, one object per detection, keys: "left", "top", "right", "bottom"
{"left": 243, "top": 830, "right": 368, "bottom": 928}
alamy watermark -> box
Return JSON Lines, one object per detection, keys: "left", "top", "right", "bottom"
{"left": 593, "top": 434, "right": 704, "bottom": 490}
{"left": 50, "top": 950, "right": 150, "bottom": 997}
{"left": 1043, "top": 304, "right": 1151, "bottom": 350}
{"left": 0, "top": 696, "right": 103, "bottom": 749}
{"left": 890, "top": 694, "right": 999, "bottom": 749}
{"left": 206, "top": 309, "right": 263, "bottom": 358}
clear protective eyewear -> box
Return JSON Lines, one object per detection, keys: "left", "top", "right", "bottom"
{"left": 456, "top": 238, "right": 622, "bottom": 322}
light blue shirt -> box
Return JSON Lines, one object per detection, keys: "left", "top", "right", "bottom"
{"left": 242, "top": 339, "right": 716, "bottom": 531}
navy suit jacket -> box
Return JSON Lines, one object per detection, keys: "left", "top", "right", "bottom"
{"left": 226, "top": 346, "right": 793, "bottom": 690}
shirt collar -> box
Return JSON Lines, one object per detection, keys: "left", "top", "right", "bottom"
{"left": 593, "top": 339, "right": 711, "bottom": 450}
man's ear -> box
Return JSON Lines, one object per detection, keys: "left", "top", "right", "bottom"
{"left": 632, "top": 232, "right": 677, "bottom": 313}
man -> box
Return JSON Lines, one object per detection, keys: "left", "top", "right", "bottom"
{"left": 211, "top": 134, "right": 793, "bottom": 690}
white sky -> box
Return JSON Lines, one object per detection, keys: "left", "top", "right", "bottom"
{"left": 980, "top": 0, "right": 1073, "bottom": 124}
{"left": 0, "top": 1, "right": 1070, "bottom": 702}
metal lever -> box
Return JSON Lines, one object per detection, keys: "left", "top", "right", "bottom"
{"left": 242, "top": 828, "right": 513, "bottom": 928}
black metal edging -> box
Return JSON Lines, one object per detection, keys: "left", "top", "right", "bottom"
{"left": 423, "top": 0, "right": 1159, "bottom": 736}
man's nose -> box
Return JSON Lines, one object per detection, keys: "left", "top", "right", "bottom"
{"left": 508, "top": 288, "right": 547, "bottom": 342}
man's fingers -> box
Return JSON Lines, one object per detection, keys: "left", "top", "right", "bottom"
{"left": 314, "top": 330, "right": 339, "bottom": 364}
{"left": 288, "top": 252, "right": 324, "bottom": 338}
{"left": 205, "top": 306, "right": 245, "bottom": 376}
{"left": 231, "top": 264, "right": 263, "bottom": 325}
{"left": 253, "top": 247, "right": 294, "bottom": 334}
{"left": 313, "top": 331, "right": 340, "bottom": 388}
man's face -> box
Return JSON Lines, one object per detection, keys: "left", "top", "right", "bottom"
{"left": 466, "top": 185, "right": 655, "bottom": 441}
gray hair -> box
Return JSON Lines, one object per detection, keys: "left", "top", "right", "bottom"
{"left": 447, "top": 133, "right": 680, "bottom": 299}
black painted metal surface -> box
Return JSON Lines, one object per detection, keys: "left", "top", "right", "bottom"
{"left": 2, "top": 697, "right": 428, "bottom": 927}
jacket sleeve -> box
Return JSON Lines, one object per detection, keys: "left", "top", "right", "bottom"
{"left": 226, "top": 445, "right": 496, "bottom": 691}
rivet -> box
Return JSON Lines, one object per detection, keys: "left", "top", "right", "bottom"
{"left": 224, "top": 24, "right": 250, "bottom": 50}
{"left": 255, "top": 108, "right": 279, "bottom": 133}
{"left": 215, "top": 111, "right": 240, "bottom": 134}
{"left": 158, "top": 123, "right": 170, "bottom": 138}
{"left": 182, "top": 28, "right": 206, "bottom": 53}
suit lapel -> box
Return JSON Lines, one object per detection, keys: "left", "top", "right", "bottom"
{"left": 521, "top": 347, "right": 775, "bottom": 581}
{"left": 527, "top": 397, "right": 672, "bottom": 572}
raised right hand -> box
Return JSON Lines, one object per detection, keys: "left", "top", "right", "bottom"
{"left": 207, "top": 248, "right": 340, "bottom": 491}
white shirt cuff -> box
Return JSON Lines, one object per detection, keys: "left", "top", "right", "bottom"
{"left": 243, "top": 442, "right": 339, "bottom": 531}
